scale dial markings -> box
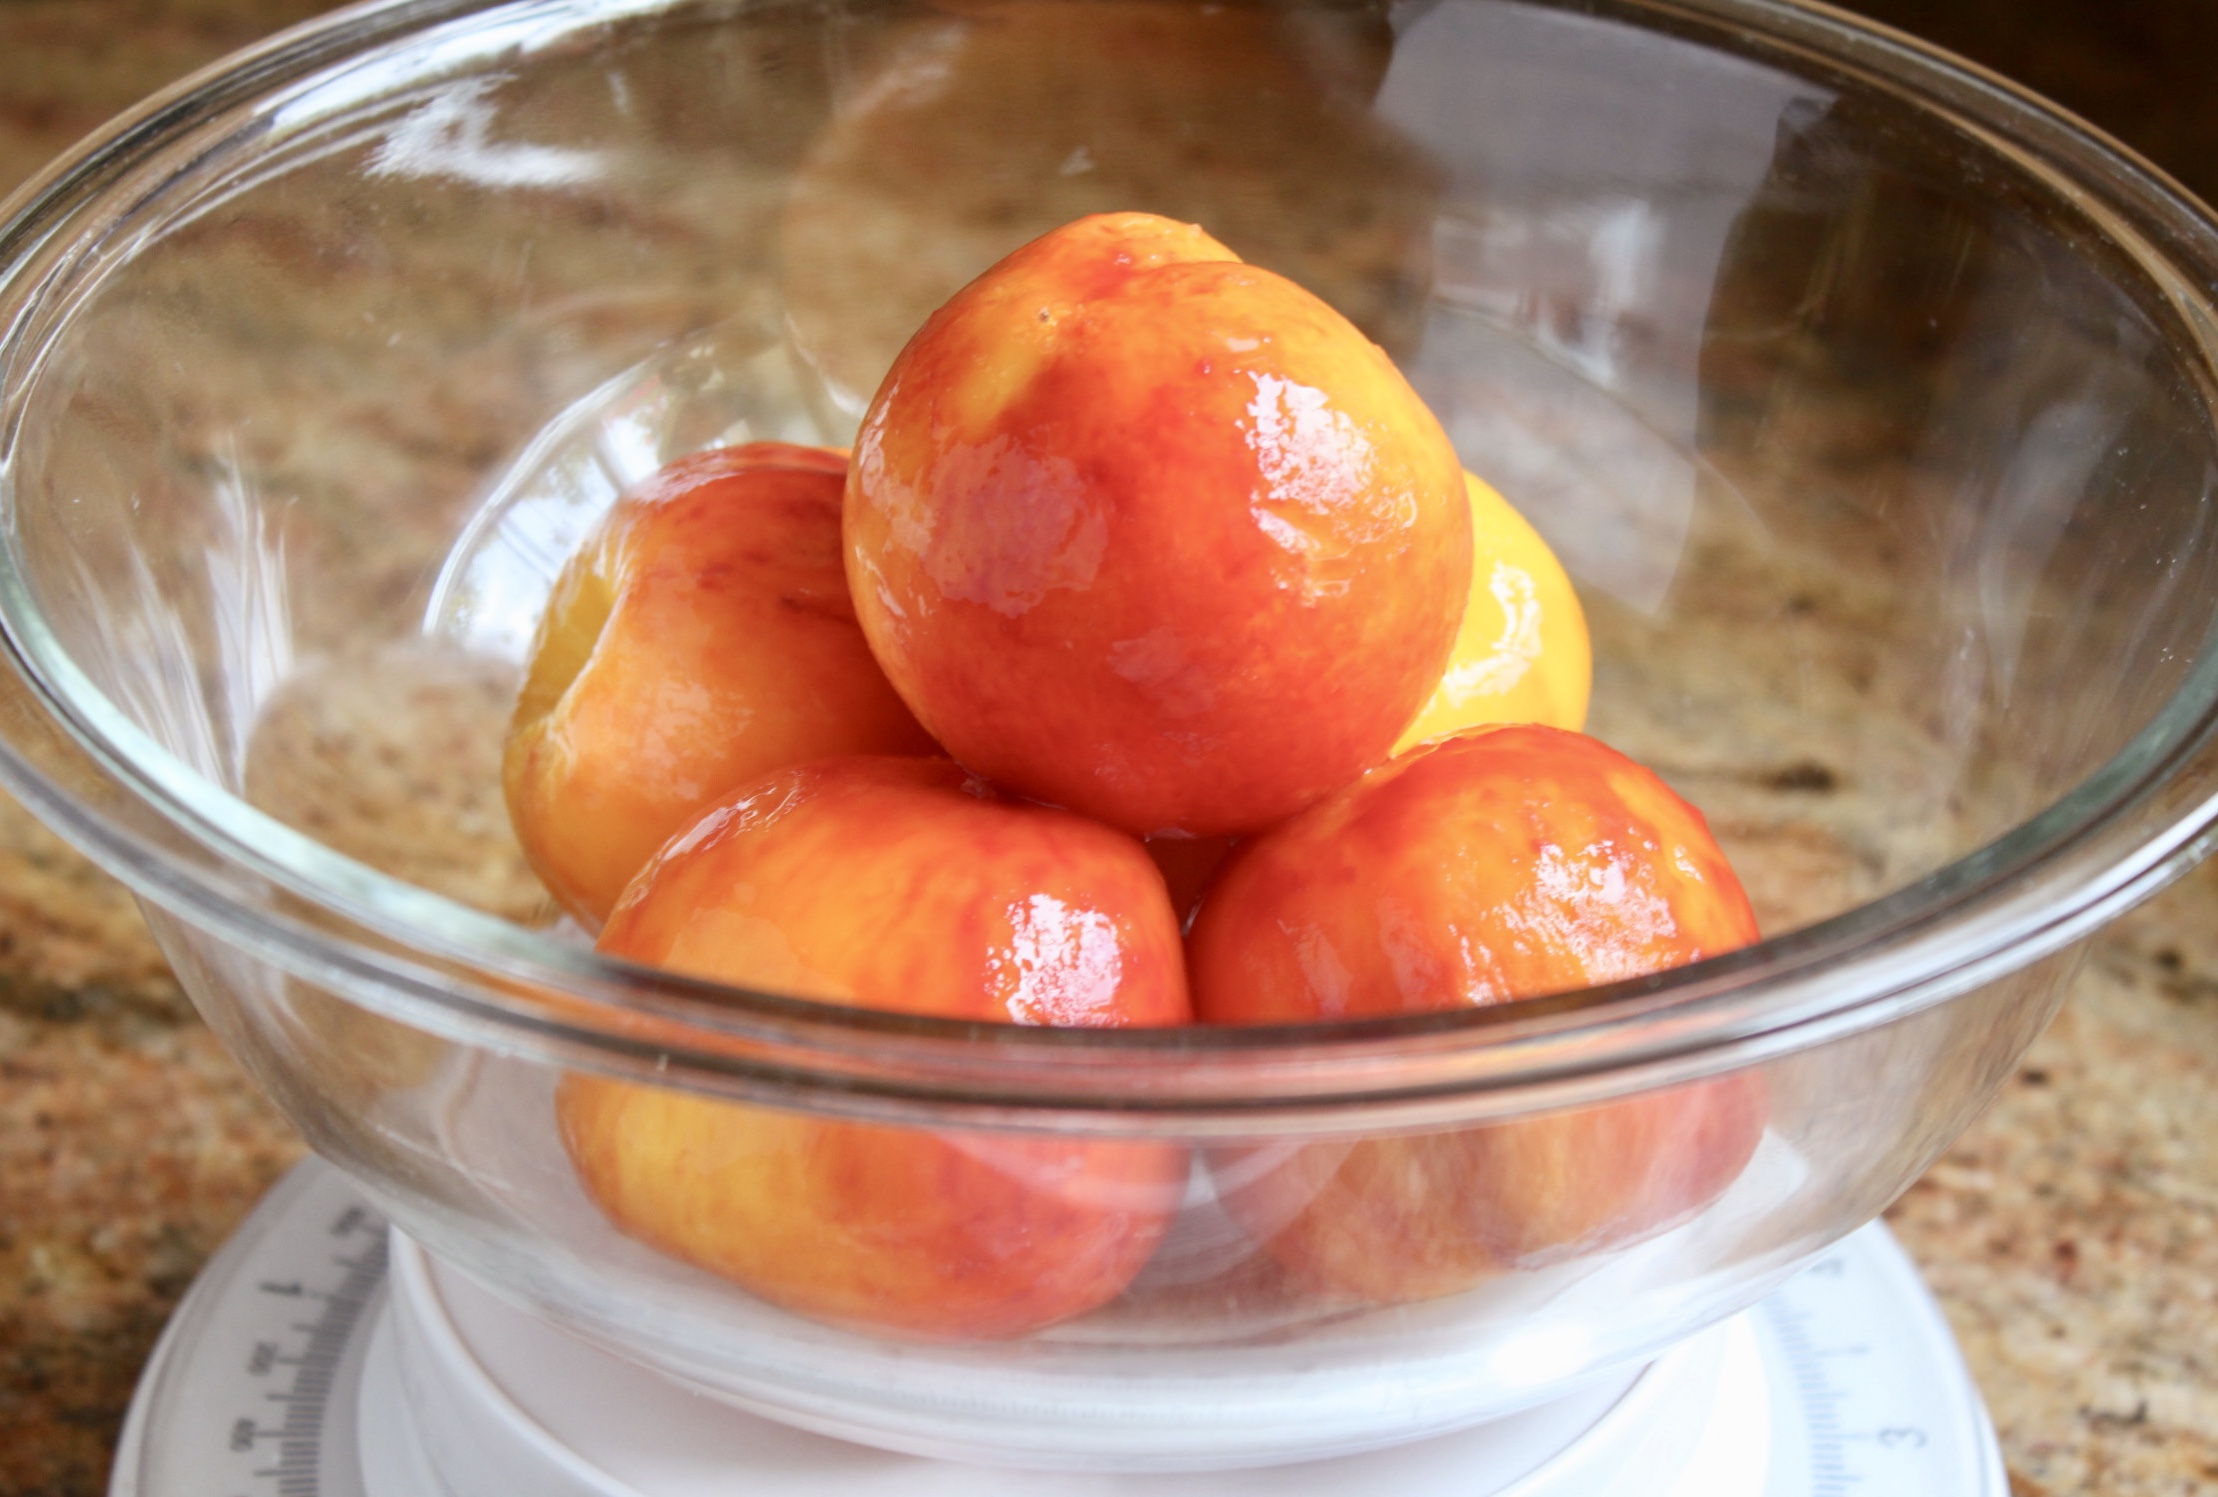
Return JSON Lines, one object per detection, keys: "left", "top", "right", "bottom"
{"left": 235, "top": 1217, "right": 386, "bottom": 1495}
{"left": 111, "top": 1165, "right": 386, "bottom": 1497}
{"left": 1755, "top": 1238, "right": 2006, "bottom": 1496}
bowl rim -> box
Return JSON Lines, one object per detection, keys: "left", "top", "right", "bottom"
{"left": 2, "top": 0, "right": 2218, "bottom": 1129}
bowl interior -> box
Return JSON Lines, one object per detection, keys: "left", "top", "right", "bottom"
{"left": 3, "top": 0, "right": 2217, "bottom": 1033}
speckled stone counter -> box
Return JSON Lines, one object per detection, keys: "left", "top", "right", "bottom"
{"left": 2, "top": 4, "right": 2216, "bottom": 1496}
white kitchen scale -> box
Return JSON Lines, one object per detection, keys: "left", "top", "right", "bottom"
{"left": 108, "top": 1156, "right": 2007, "bottom": 1497}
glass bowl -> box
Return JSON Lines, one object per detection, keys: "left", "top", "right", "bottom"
{"left": 5, "top": 0, "right": 2218, "bottom": 1472}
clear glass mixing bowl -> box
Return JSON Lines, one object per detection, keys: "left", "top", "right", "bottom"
{"left": 4, "top": 0, "right": 2218, "bottom": 1472}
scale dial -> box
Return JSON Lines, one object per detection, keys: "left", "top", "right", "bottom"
{"left": 109, "top": 1158, "right": 2004, "bottom": 1497}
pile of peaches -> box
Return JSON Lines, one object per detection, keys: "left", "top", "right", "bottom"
{"left": 505, "top": 213, "right": 1764, "bottom": 1342}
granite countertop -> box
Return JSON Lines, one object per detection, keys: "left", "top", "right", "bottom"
{"left": 1, "top": 2, "right": 2215, "bottom": 1495}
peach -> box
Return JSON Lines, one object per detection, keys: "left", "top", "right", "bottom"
{"left": 1189, "top": 725, "right": 1764, "bottom": 1302}
{"left": 1209, "top": 1080, "right": 1769, "bottom": 1304}
{"left": 504, "top": 443, "right": 935, "bottom": 924}
{"left": 1396, "top": 473, "right": 1590, "bottom": 751}
{"left": 846, "top": 212, "right": 1470, "bottom": 837}
{"left": 557, "top": 755, "right": 1191, "bottom": 1340}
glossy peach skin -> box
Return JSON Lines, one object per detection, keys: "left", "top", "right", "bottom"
{"left": 557, "top": 756, "right": 1192, "bottom": 1340}
{"left": 846, "top": 212, "right": 1471, "bottom": 838}
{"left": 505, "top": 443, "right": 936, "bottom": 925}
{"left": 1395, "top": 472, "right": 1590, "bottom": 752}
{"left": 1188, "top": 725, "right": 1765, "bottom": 1303}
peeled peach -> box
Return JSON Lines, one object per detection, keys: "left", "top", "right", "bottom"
{"left": 557, "top": 755, "right": 1190, "bottom": 1340}
{"left": 504, "top": 443, "right": 935, "bottom": 924}
{"left": 1396, "top": 473, "right": 1590, "bottom": 751}
{"left": 1189, "top": 725, "right": 1764, "bottom": 1302}
{"left": 846, "top": 212, "right": 1470, "bottom": 837}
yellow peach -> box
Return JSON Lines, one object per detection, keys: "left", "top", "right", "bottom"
{"left": 1396, "top": 472, "right": 1589, "bottom": 751}
{"left": 504, "top": 444, "right": 935, "bottom": 924}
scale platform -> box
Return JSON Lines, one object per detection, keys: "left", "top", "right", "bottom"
{"left": 108, "top": 1158, "right": 2007, "bottom": 1496}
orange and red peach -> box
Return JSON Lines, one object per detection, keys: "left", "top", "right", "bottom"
{"left": 845, "top": 211, "right": 1470, "bottom": 837}
{"left": 504, "top": 443, "right": 935, "bottom": 925}
{"left": 557, "top": 755, "right": 1191, "bottom": 1340}
{"left": 1189, "top": 724, "right": 1765, "bottom": 1302}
